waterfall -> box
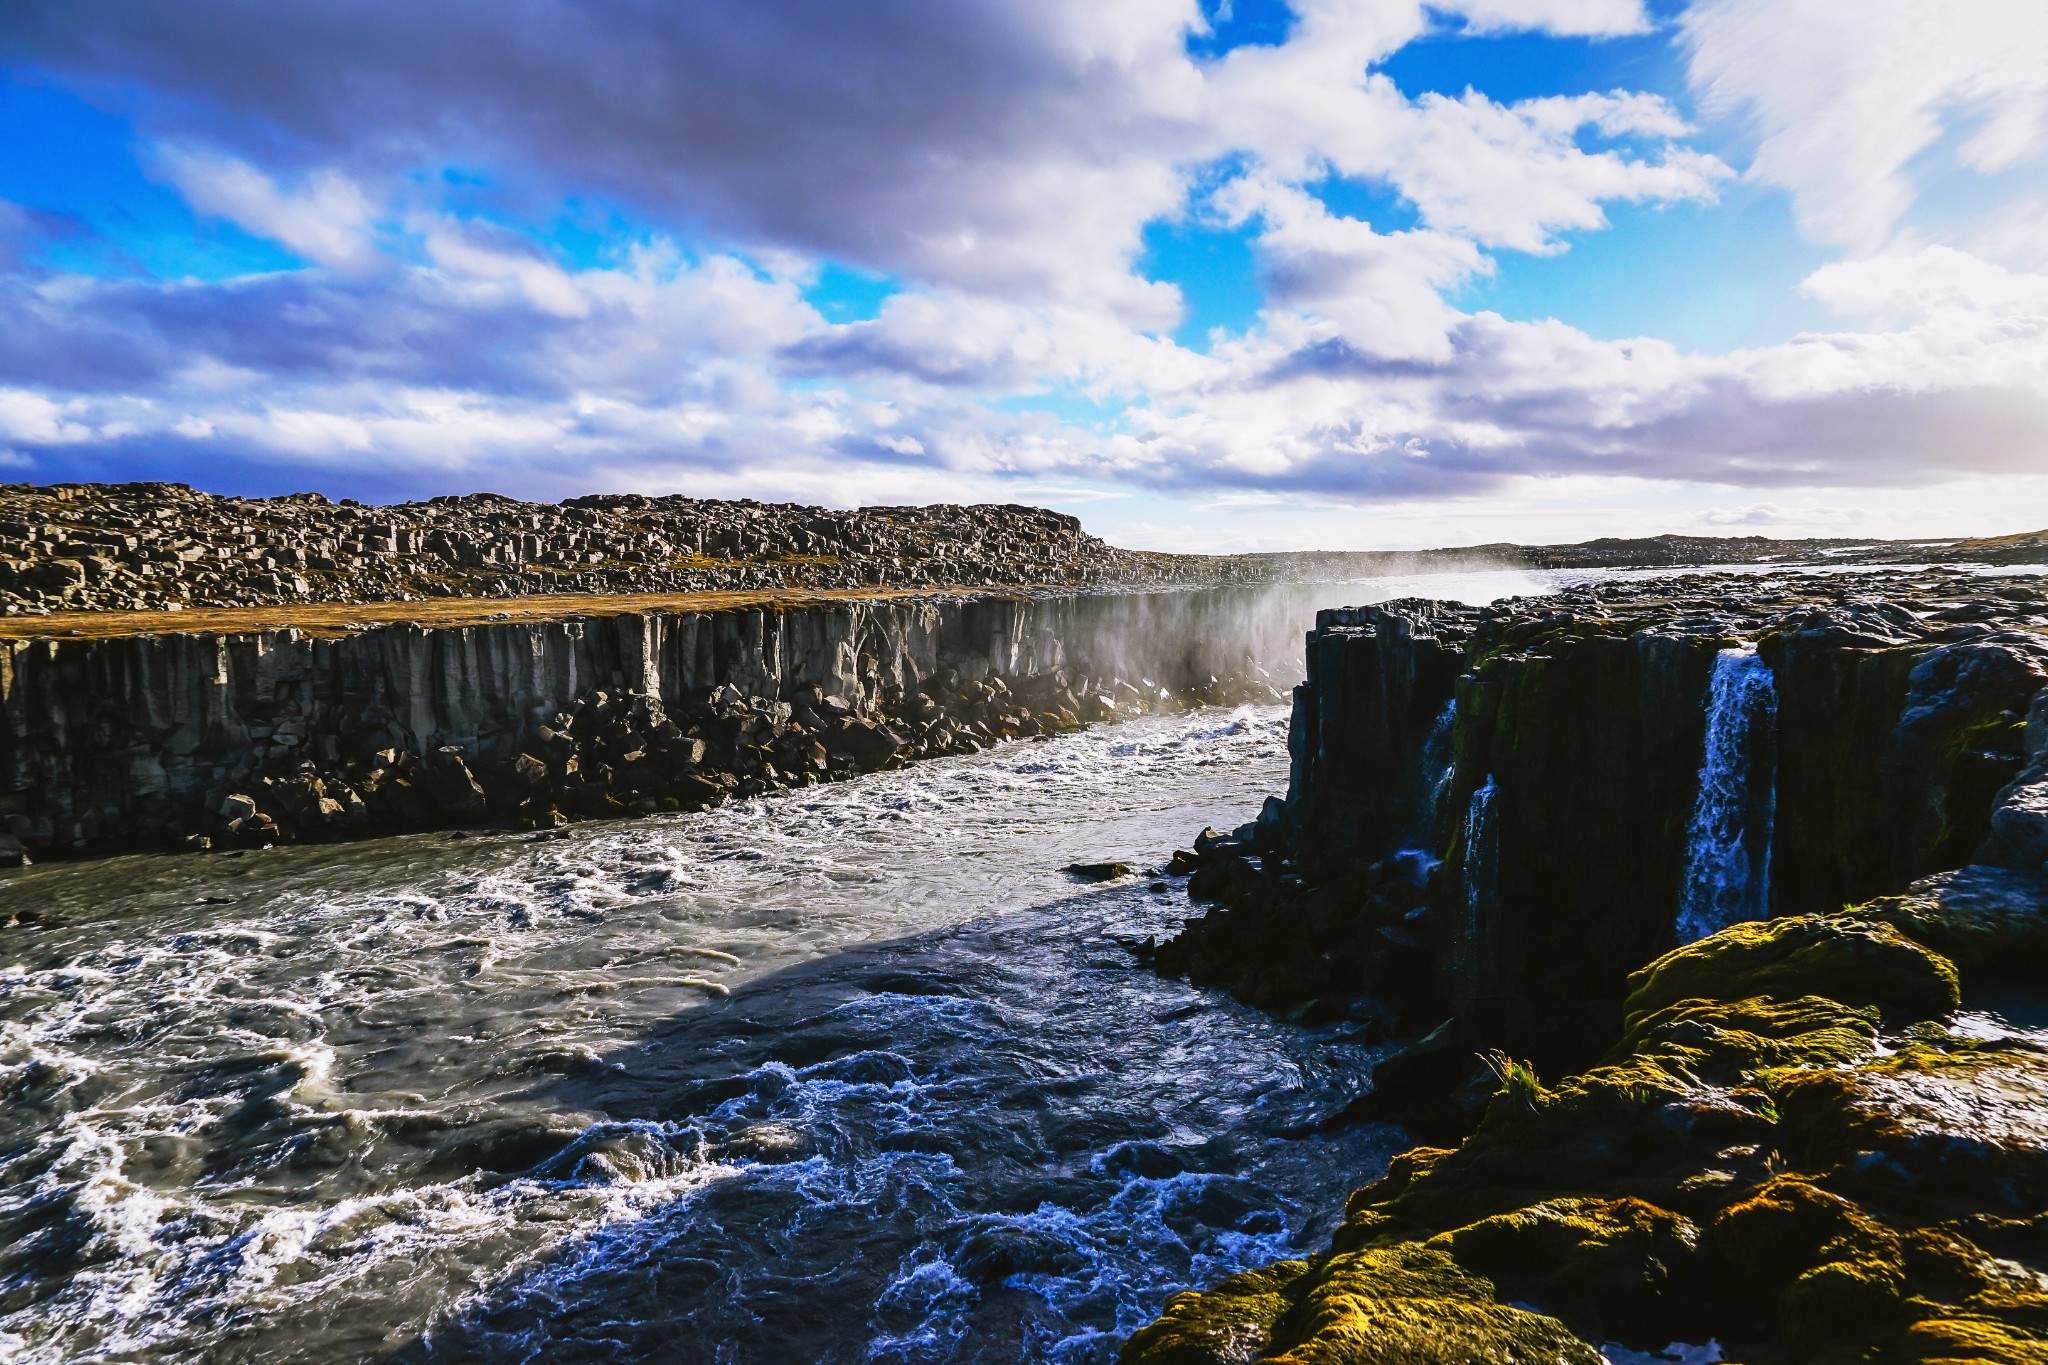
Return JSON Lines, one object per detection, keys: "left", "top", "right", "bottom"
{"left": 1460, "top": 775, "right": 1500, "bottom": 943}
{"left": 1397, "top": 697, "right": 1459, "bottom": 868}
{"left": 1423, "top": 697, "right": 1458, "bottom": 830}
{"left": 1675, "top": 647, "right": 1778, "bottom": 943}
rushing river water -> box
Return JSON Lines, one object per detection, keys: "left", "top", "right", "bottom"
{"left": 0, "top": 703, "right": 1418, "bottom": 1365}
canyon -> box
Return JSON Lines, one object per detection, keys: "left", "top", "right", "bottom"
{"left": 7, "top": 481, "right": 2048, "bottom": 1363}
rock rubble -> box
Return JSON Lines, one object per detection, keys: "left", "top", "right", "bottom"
{"left": 0, "top": 481, "right": 1243, "bottom": 616}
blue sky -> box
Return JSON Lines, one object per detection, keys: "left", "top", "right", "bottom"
{"left": 1, "top": 0, "right": 2044, "bottom": 549}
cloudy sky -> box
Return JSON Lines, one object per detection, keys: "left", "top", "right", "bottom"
{"left": 1, "top": 0, "right": 2045, "bottom": 550}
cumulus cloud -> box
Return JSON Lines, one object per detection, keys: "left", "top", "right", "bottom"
{"left": 0, "top": 0, "right": 2041, "bottom": 524}
{"left": 1435, "top": 0, "right": 1649, "bottom": 37}
{"left": 1, "top": 0, "right": 1209, "bottom": 315}
{"left": 1213, "top": 176, "right": 1485, "bottom": 359}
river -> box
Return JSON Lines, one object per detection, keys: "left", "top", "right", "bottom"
{"left": 2, "top": 696, "right": 1425, "bottom": 1364}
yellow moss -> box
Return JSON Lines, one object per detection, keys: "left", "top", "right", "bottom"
{"left": 1119, "top": 1245, "right": 1604, "bottom": 1365}
{"left": 1610, "top": 994, "right": 1882, "bottom": 1083}
{"left": 1888, "top": 1308, "right": 2048, "bottom": 1364}
{"left": 1267, "top": 1245, "right": 1603, "bottom": 1365}
{"left": 1428, "top": 1196, "right": 1700, "bottom": 1339}
{"left": 1624, "top": 915, "right": 1960, "bottom": 1029}
{"left": 1118, "top": 1260, "right": 1310, "bottom": 1365}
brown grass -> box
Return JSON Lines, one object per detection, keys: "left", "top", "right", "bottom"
{"left": 0, "top": 585, "right": 1030, "bottom": 642}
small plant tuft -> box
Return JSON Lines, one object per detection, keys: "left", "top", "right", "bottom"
{"left": 1480, "top": 1049, "right": 1546, "bottom": 1112}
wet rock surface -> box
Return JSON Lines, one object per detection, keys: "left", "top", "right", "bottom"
{"left": 1127, "top": 568, "right": 2048, "bottom": 1364}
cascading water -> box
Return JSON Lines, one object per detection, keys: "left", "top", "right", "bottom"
{"left": 1459, "top": 775, "right": 1499, "bottom": 948}
{"left": 1674, "top": 647, "right": 1779, "bottom": 943}
{"left": 1420, "top": 698, "right": 1458, "bottom": 839}
{"left": 1390, "top": 699, "right": 1459, "bottom": 879}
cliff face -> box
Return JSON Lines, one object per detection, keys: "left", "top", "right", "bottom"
{"left": 1156, "top": 571, "right": 2048, "bottom": 1069}
{"left": 1129, "top": 572, "right": 2048, "bottom": 1365}
{"left": 1, "top": 585, "right": 1323, "bottom": 860}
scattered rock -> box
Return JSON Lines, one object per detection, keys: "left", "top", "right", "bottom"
{"left": 1064, "top": 861, "right": 1133, "bottom": 882}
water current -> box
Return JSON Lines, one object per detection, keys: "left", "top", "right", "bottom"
{"left": 0, "top": 705, "right": 1414, "bottom": 1365}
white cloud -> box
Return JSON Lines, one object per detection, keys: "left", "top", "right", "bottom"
{"left": 1434, "top": 0, "right": 1649, "bottom": 38}
{"left": 0, "top": 0, "right": 2042, "bottom": 541}
{"left": 1214, "top": 176, "right": 1484, "bottom": 358}
{"left": 154, "top": 145, "right": 379, "bottom": 269}
{"left": 0, "top": 388, "right": 94, "bottom": 443}
{"left": 1801, "top": 245, "right": 2048, "bottom": 325}
{"left": 1684, "top": 0, "right": 2048, "bottom": 251}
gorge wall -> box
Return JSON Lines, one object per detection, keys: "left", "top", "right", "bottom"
{"left": 1128, "top": 570, "right": 2048, "bottom": 1365}
{"left": 1155, "top": 569, "right": 2048, "bottom": 1070}
{"left": 0, "top": 584, "right": 1328, "bottom": 861}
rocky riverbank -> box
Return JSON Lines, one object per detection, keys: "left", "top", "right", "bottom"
{"left": 0, "top": 585, "right": 1320, "bottom": 864}
{"left": 1128, "top": 866, "right": 2048, "bottom": 1364}
{"left": 1126, "top": 567, "right": 2048, "bottom": 1363}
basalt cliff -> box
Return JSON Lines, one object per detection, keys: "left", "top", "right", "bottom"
{"left": 0, "top": 585, "right": 1323, "bottom": 866}
{"left": 1133, "top": 568, "right": 2048, "bottom": 1364}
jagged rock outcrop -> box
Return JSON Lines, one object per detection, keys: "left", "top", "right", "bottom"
{"left": 0, "top": 585, "right": 1321, "bottom": 860}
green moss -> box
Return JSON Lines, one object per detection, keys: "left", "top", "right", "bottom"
{"left": 1710, "top": 1176, "right": 1911, "bottom": 1351}
{"left": 1119, "top": 1260, "right": 1311, "bottom": 1365}
{"left": 1265, "top": 1245, "right": 1602, "bottom": 1365}
{"left": 1771, "top": 1038, "right": 2048, "bottom": 1211}
{"left": 1888, "top": 1306, "right": 2048, "bottom": 1364}
{"left": 1624, "top": 915, "right": 1960, "bottom": 1028}
{"left": 1428, "top": 1197, "right": 1701, "bottom": 1341}
{"left": 1610, "top": 993, "right": 1882, "bottom": 1085}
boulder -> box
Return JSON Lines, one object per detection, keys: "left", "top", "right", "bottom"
{"left": 1622, "top": 914, "right": 1960, "bottom": 1028}
{"left": 423, "top": 747, "right": 489, "bottom": 819}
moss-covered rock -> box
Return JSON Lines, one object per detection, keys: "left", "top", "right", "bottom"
{"left": 1610, "top": 993, "right": 1883, "bottom": 1083}
{"left": 1427, "top": 1196, "right": 1701, "bottom": 1343}
{"left": 1709, "top": 1176, "right": 1911, "bottom": 1352}
{"left": 1774, "top": 1038, "right": 2048, "bottom": 1212}
{"left": 1623, "top": 914, "right": 1960, "bottom": 1028}
{"left": 1120, "top": 1244, "right": 1602, "bottom": 1365}
{"left": 1119, "top": 1260, "right": 1311, "bottom": 1365}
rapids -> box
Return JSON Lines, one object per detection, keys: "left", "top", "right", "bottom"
{"left": 0, "top": 705, "right": 1406, "bottom": 1364}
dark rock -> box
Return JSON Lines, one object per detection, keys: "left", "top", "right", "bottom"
{"left": 1065, "top": 861, "right": 1133, "bottom": 882}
